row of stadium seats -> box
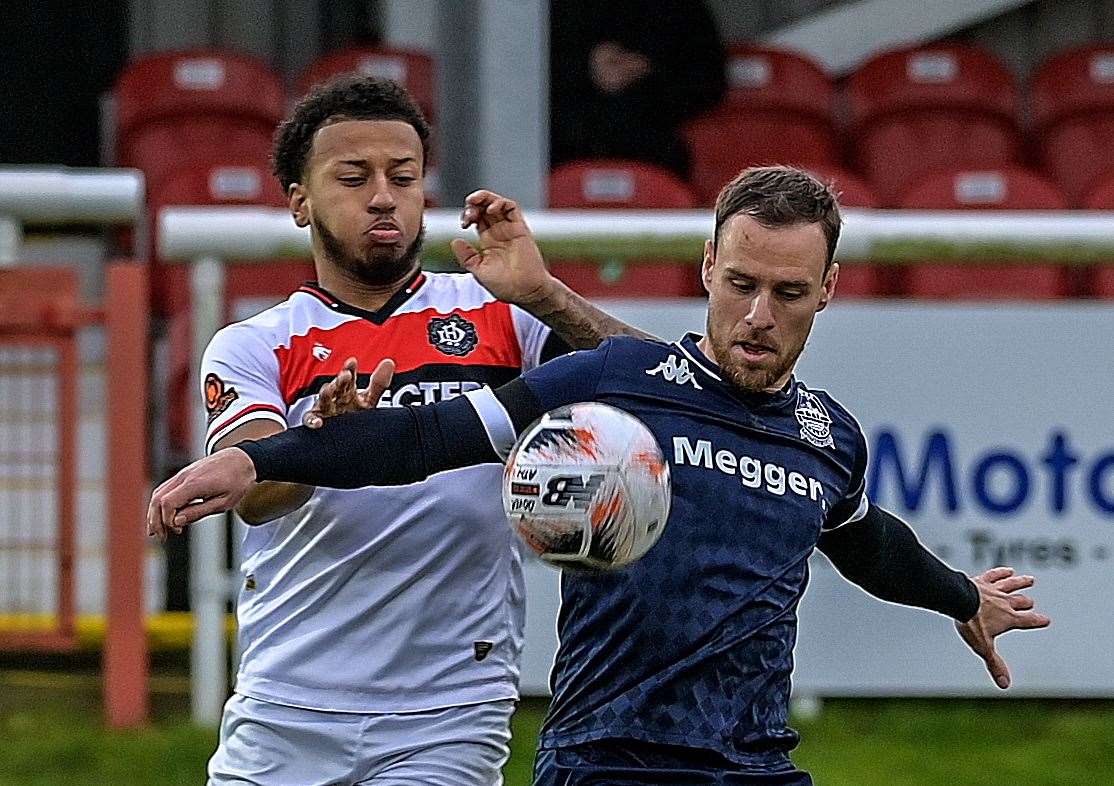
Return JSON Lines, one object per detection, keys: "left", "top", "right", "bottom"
{"left": 695, "top": 42, "right": 1114, "bottom": 208}
{"left": 114, "top": 48, "right": 435, "bottom": 200}
{"left": 114, "top": 42, "right": 1114, "bottom": 216}
{"left": 115, "top": 46, "right": 1114, "bottom": 306}
{"left": 544, "top": 254, "right": 1114, "bottom": 301}
{"left": 547, "top": 159, "right": 1114, "bottom": 301}
{"left": 549, "top": 159, "right": 1093, "bottom": 211}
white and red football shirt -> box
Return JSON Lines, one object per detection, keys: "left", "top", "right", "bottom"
{"left": 200, "top": 271, "right": 551, "bottom": 712}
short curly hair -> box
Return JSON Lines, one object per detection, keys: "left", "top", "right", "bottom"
{"left": 272, "top": 76, "right": 431, "bottom": 192}
{"left": 713, "top": 166, "right": 842, "bottom": 271}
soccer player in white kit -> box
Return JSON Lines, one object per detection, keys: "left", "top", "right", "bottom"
{"left": 197, "top": 76, "right": 647, "bottom": 785}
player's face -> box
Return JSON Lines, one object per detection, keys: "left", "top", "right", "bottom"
{"left": 701, "top": 214, "right": 838, "bottom": 393}
{"left": 291, "top": 119, "right": 425, "bottom": 286}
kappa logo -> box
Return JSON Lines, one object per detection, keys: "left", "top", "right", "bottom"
{"left": 312, "top": 343, "right": 332, "bottom": 361}
{"left": 427, "top": 314, "right": 478, "bottom": 357}
{"left": 795, "top": 389, "right": 834, "bottom": 449}
{"left": 646, "top": 355, "right": 703, "bottom": 389}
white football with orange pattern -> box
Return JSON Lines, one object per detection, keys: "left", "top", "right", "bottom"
{"left": 502, "top": 403, "right": 671, "bottom": 570}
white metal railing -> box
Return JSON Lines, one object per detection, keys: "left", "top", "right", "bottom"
{"left": 159, "top": 205, "right": 1114, "bottom": 263}
{"left": 0, "top": 167, "right": 146, "bottom": 265}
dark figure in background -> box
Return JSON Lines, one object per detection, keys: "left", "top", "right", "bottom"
{"left": 550, "top": 0, "right": 727, "bottom": 179}
{"left": 0, "top": 4, "right": 125, "bottom": 165}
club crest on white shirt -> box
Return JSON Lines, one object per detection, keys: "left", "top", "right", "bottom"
{"left": 428, "top": 314, "right": 478, "bottom": 357}
{"left": 795, "top": 389, "right": 834, "bottom": 448}
{"left": 646, "top": 355, "right": 702, "bottom": 389}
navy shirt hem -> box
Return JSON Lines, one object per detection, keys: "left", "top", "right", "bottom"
{"left": 539, "top": 727, "right": 796, "bottom": 771}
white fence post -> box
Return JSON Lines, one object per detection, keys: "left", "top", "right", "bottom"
{"left": 0, "top": 215, "right": 22, "bottom": 266}
{"left": 189, "top": 255, "right": 230, "bottom": 725}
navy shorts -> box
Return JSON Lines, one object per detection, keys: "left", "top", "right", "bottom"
{"left": 533, "top": 739, "right": 814, "bottom": 786}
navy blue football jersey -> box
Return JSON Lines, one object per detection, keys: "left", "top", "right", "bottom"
{"left": 520, "top": 334, "right": 868, "bottom": 767}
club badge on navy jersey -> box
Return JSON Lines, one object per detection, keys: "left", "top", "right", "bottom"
{"left": 795, "top": 389, "right": 834, "bottom": 448}
{"left": 204, "top": 373, "right": 238, "bottom": 424}
{"left": 428, "top": 314, "right": 478, "bottom": 357}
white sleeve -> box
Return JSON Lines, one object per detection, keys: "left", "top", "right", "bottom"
{"left": 462, "top": 387, "right": 518, "bottom": 461}
{"left": 201, "top": 324, "right": 288, "bottom": 455}
{"left": 510, "top": 305, "right": 552, "bottom": 371}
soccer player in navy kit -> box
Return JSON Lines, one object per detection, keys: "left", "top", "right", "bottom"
{"left": 152, "top": 166, "right": 1050, "bottom": 785}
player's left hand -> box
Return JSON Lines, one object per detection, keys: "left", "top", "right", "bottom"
{"left": 302, "top": 357, "right": 394, "bottom": 428}
{"left": 955, "top": 566, "right": 1051, "bottom": 689}
{"left": 452, "top": 190, "right": 556, "bottom": 308}
{"left": 147, "top": 448, "right": 257, "bottom": 540}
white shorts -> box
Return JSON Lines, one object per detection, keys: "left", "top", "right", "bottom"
{"left": 207, "top": 693, "right": 515, "bottom": 785}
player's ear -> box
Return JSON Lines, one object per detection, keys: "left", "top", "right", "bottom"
{"left": 817, "top": 261, "right": 839, "bottom": 313}
{"left": 289, "top": 183, "right": 310, "bottom": 228}
{"left": 701, "top": 239, "right": 715, "bottom": 294}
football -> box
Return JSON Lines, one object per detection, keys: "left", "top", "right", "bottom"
{"left": 502, "top": 402, "right": 671, "bottom": 570}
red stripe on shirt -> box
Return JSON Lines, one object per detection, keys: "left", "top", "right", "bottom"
{"left": 275, "top": 300, "right": 523, "bottom": 406}
{"left": 296, "top": 286, "right": 336, "bottom": 308}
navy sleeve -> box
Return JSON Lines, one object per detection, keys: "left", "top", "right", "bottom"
{"left": 520, "top": 339, "right": 611, "bottom": 411}
{"left": 824, "top": 420, "right": 869, "bottom": 531}
{"left": 539, "top": 331, "right": 573, "bottom": 364}
{"left": 240, "top": 395, "right": 500, "bottom": 488}
{"left": 240, "top": 343, "right": 612, "bottom": 488}
{"left": 817, "top": 503, "right": 980, "bottom": 622}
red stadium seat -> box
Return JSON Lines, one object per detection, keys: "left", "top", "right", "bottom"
{"left": 799, "top": 165, "right": 888, "bottom": 298}
{"left": 549, "top": 160, "right": 696, "bottom": 209}
{"left": 722, "top": 45, "right": 833, "bottom": 122}
{"left": 1092, "top": 267, "right": 1114, "bottom": 298}
{"left": 848, "top": 44, "right": 1021, "bottom": 205}
{"left": 685, "top": 109, "right": 838, "bottom": 206}
{"left": 297, "top": 47, "right": 436, "bottom": 121}
{"left": 685, "top": 46, "right": 837, "bottom": 207}
{"left": 548, "top": 160, "right": 701, "bottom": 296}
{"left": 1033, "top": 45, "right": 1114, "bottom": 205}
{"left": 897, "top": 168, "right": 1072, "bottom": 299}
{"left": 150, "top": 158, "right": 295, "bottom": 315}
{"left": 899, "top": 167, "right": 1066, "bottom": 210}
{"left": 114, "top": 51, "right": 286, "bottom": 193}
{"left": 1081, "top": 171, "right": 1114, "bottom": 209}
{"left": 801, "top": 164, "right": 880, "bottom": 209}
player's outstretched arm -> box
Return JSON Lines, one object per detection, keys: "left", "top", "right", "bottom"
{"left": 818, "top": 503, "right": 979, "bottom": 621}
{"left": 817, "top": 504, "right": 1050, "bottom": 688}
{"left": 148, "top": 342, "right": 609, "bottom": 538}
{"left": 205, "top": 357, "right": 395, "bottom": 525}
{"left": 452, "top": 189, "right": 654, "bottom": 349}
{"left": 148, "top": 393, "right": 502, "bottom": 538}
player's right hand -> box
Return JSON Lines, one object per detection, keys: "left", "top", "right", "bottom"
{"left": 452, "top": 189, "right": 556, "bottom": 309}
{"left": 302, "top": 357, "right": 395, "bottom": 428}
{"left": 147, "top": 448, "right": 258, "bottom": 540}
